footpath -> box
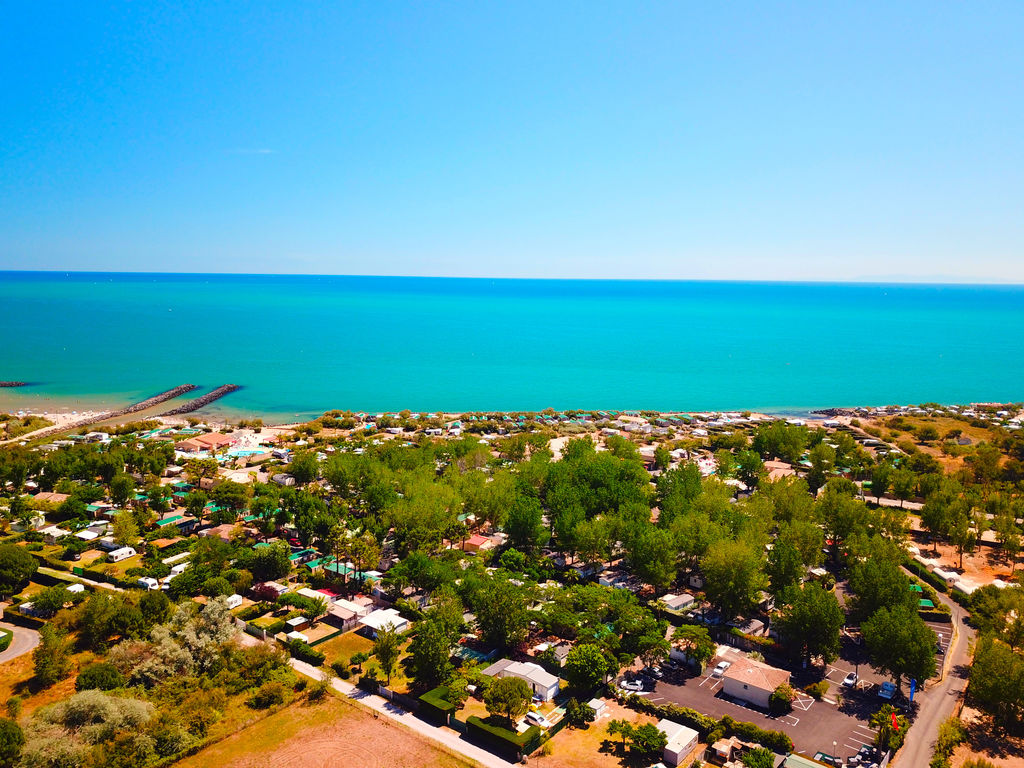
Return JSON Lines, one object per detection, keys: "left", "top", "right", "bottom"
{"left": 289, "top": 658, "right": 519, "bottom": 768}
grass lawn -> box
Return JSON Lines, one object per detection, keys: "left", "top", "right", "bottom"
{"left": 315, "top": 630, "right": 373, "bottom": 665}
{"left": 174, "top": 694, "right": 476, "bottom": 768}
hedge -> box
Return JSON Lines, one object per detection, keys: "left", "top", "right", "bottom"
{"left": 617, "top": 692, "right": 793, "bottom": 753}
{"left": 418, "top": 686, "right": 456, "bottom": 726}
{"left": 918, "top": 609, "right": 952, "bottom": 623}
{"left": 286, "top": 639, "right": 325, "bottom": 666}
{"left": 466, "top": 716, "right": 542, "bottom": 760}
{"left": 236, "top": 602, "right": 274, "bottom": 621}
{"left": 905, "top": 559, "right": 949, "bottom": 593}
{"left": 2, "top": 607, "right": 46, "bottom": 629}
{"left": 0, "top": 629, "right": 11, "bottom": 653}
{"left": 726, "top": 626, "right": 782, "bottom": 652}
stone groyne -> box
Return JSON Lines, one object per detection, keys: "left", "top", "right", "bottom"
{"left": 0, "top": 382, "right": 27, "bottom": 387}
{"left": 5, "top": 384, "right": 198, "bottom": 443}
{"left": 159, "top": 384, "right": 241, "bottom": 416}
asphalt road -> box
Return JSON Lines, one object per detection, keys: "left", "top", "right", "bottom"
{"left": 893, "top": 579, "right": 975, "bottom": 768}
{"left": 0, "top": 621, "right": 40, "bottom": 664}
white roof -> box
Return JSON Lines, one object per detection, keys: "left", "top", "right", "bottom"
{"left": 286, "top": 630, "right": 308, "bottom": 643}
{"left": 75, "top": 530, "right": 99, "bottom": 540}
{"left": 657, "top": 718, "right": 699, "bottom": 751}
{"left": 359, "top": 607, "right": 408, "bottom": 632}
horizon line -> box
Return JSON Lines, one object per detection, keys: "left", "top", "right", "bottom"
{"left": 2, "top": 268, "right": 1022, "bottom": 288}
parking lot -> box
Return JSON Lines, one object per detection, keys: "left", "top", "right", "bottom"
{"left": 623, "top": 647, "right": 882, "bottom": 762}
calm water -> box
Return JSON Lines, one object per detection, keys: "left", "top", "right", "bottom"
{"left": 1, "top": 272, "right": 1021, "bottom": 421}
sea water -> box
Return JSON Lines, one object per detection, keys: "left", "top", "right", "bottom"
{"left": 1, "top": 272, "right": 1021, "bottom": 421}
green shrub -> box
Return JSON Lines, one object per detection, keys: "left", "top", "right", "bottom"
{"left": 248, "top": 681, "right": 286, "bottom": 709}
{"left": 803, "top": 680, "right": 829, "bottom": 700}
{"left": 287, "top": 639, "right": 325, "bottom": 666}
{"left": 75, "top": 662, "right": 125, "bottom": 691}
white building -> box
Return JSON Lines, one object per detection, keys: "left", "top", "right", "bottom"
{"left": 481, "top": 659, "right": 560, "bottom": 702}
{"left": 657, "top": 719, "right": 699, "bottom": 766}
{"left": 358, "top": 607, "right": 410, "bottom": 638}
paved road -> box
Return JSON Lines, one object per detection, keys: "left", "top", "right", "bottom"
{"left": 892, "top": 580, "right": 974, "bottom": 768}
{"left": 0, "top": 621, "right": 40, "bottom": 664}
{"left": 289, "top": 658, "right": 516, "bottom": 768}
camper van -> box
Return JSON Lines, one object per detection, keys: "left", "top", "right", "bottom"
{"left": 109, "top": 546, "right": 137, "bottom": 563}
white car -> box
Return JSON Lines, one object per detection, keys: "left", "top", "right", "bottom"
{"left": 136, "top": 576, "right": 159, "bottom": 590}
{"left": 620, "top": 679, "right": 645, "bottom": 692}
{"left": 842, "top": 672, "right": 858, "bottom": 688}
{"left": 525, "top": 711, "right": 551, "bottom": 728}
{"left": 711, "top": 661, "right": 732, "bottom": 678}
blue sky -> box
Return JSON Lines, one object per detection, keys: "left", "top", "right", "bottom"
{"left": 2, "top": 2, "right": 1022, "bottom": 281}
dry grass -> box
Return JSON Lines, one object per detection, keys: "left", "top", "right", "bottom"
{"left": 174, "top": 694, "right": 475, "bottom": 768}
{"left": 0, "top": 641, "right": 97, "bottom": 721}
{"left": 314, "top": 630, "right": 373, "bottom": 665}
{"left": 536, "top": 701, "right": 660, "bottom": 768}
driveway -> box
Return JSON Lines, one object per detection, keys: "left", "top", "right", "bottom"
{"left": 0, "top": 621, "right": 40, "bottom": 664}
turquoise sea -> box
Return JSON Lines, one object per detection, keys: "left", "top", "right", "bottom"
{"left": 1, "top": 272, "right": 1022, "bottom": 422}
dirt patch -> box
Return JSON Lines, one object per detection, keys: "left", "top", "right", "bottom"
{"left": 908, "top": 527, "right": 1021, "bottom": 585}
{"left": 175, "top": 695, "right": 472, "bottom": 768}
{"left": 950, "top": 706, "right": 1024, "bottom": 768}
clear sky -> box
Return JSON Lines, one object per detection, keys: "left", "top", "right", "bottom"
{"left": 2, "top": 2, "right": 1023, "bottom": 282}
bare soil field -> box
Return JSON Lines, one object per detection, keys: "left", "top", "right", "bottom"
{"left": 174, "top": 695, "right": 474, "bottom": 768}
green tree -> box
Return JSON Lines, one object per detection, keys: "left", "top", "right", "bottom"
{"left": 765, "top": 539, "right": 803, "bottom": 600}
{"left": 288, "top": 451, "right": 320, "bottom": 485}
{"left": 671, "top": 624, "right": 715, "bottom": 669}
{"left": 742, "top": 747, "right": 776, "bottom": 768}
{"left": 563, "top": 697, "right": 596, "bottom": 729}
{"left": 33, "top": 624, "right": 71, "bottom": 687}
{"left": 993, "top": 507, "right": 1021, "bottom": 575}
{"left": 76, "top": 662, "right": 125, "bottom": 691}
{"left": 506, "top": 494, "right": 549, "bottom": 553}
{"left": 847, "top": 558, "right": 915, "bottom": 623}
{"left": 473, "top": 577, "right": 530, "bottom": 649}
{"left": 112, "top": 510, "right": 139, "bottom": 547}
{"left": 484, "top": 676, "right": 531, "bottom": 723}
{"left": 407, "top": 619, "right": 453, "bottom": 689}
{"left": 373, "top": 624, "right": 401, "bottom": 685}
{"left": 862, "top": 606, "right": 937, "bottom": 693}
{"left": 625, "top": 524, "right": 676, "bottom": 591}
{"left": 563, "top": 643, "right": 609, "bottom": 691}
{"left": 969, "top": 635, "right": 1024, "bottom": 725}
{"left": 700, "top": 539, "right": 765, "bottom": 619}
{"left": 109, "top": 473, "right": 134, "bottom": 506}
{"left": 736, "top": 450, "right": 765, "bottom": 489}
{"left": 870, "top": 704, "right": 909, "bottom": 752}
{"left": 248, "top": 540, "right": 292, "bottom": 581}
{"left": 0, "top": 718, "right": 24, "bottom": 768}
{"left": 776, "top": 583, "right": 844, "bottom": 664}
{"left": 0, "top": 543, "right": 38, "bottom": 597}
{"left": 625, "top": 722, "right": 668, "bottom": 758}
{"left": 870, "top": 463, "right": 892, "bottom": 504}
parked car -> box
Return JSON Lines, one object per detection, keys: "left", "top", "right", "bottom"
{"left": 842, "top": 671, "right": 858, "bottom": 687}
{"left": 525, "top": 711, "right": 551, "bottom": 728}
{"left": 136, "top": 576, "right": 159, "bottom": 591}
{"left": 712, "top": 661, "right": 732, "bottom": 678}
{"left": 878, "top": 681, "right": 897, "bottom": 699}
{"left": 642, "top": 666, "right": 664, "bottom": 680}
{"left": 620, "top": 679, "right": 646, "bottom": 692}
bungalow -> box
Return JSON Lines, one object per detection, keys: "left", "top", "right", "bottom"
{"left": 74, "top": 530, "right": 99, "bottom": 543}
{"left": 482, "top": 659, "right": 560, "bottom": 702}
{"left": 720, "top": 656, "right": 790, "bottom": 709}
{"left": 358, "top": 607, "right": 410, "bottom": 638}
{"left": 41, "top": 525, "right": 72, "bottom": 544}
{"left": 657, "top": 719, "right": 699, "bottom": 767}
{"left": 462, "top": 534, "right": 494, "bottom": 553}
{"left": 660, "top": 593, "right": 695, "bottom": 613}
{"left": 174, "top": 432, "right": 236, "bottom": 454}
{"left": 225, "top": 594, "right": 244, "bottom": 609}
